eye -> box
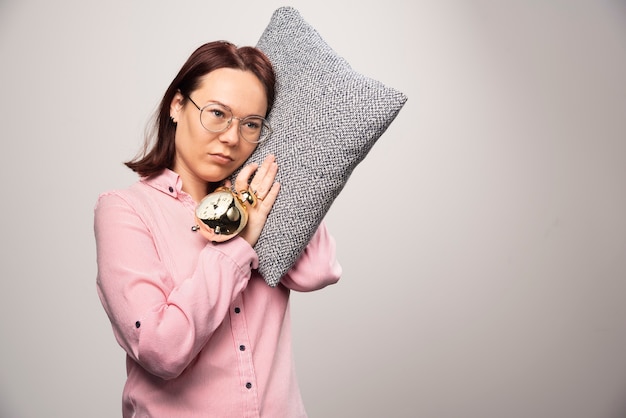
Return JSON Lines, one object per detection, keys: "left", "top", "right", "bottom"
{"left": 203, "top": 103, "right": 231, "bottom": 120}
{"left": 208, "top": 108, "right": 226, "bottom": 119}
{"left": 242, "top": 118, "right": 263, "bottom": 131}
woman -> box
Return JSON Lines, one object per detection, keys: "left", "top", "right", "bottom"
{"left": 94, "top": 41, "right": 341, "bottom": 418}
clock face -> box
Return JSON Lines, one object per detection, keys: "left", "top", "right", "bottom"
{"left": 195, "top": 189, "right": 247, "bottom": 238}
{"left": 196, "top": 190, "right": 234, "bottom": 220}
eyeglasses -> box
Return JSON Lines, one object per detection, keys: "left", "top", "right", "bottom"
{"left": 186, "top": 95, "right": 272, "bottom": 144}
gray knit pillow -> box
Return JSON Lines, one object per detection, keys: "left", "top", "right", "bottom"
{"left": 236, "top": 6, "right": 407, "bottom": 287}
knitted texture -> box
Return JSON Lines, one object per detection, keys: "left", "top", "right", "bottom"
{"left": 234, "top": 6, "right": 408, "bottom": 286}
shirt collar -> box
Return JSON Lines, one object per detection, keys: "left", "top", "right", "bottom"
{"left": 141, "top": 169, "right": 182, "bottom": 199}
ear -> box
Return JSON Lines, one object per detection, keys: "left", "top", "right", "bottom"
{"left": 170, "top": 91, "right": 185, "bottom": 123}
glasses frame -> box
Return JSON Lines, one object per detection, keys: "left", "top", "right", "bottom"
{"left": 185, "top": 95, "right": 272, "bottom": 144}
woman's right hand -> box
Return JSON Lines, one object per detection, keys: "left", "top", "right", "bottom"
{"left": 232, "top": 154, "right": 280, "bottom": 247}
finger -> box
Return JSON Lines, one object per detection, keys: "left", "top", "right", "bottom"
{"left": 254, "top": 162, "right": 278, "bottom": 200}
{"left": 234, "top": 163, "right": 259, "bottom": 192}
{"left": 249, "top": 155, "right": 275, "bottom": 186}
{"left": 257, "top": 181, "right": 280, "bottom": 211}
{"left": 238, "top": 181, "right": 280, "bottom": 247}
{"left": 251, "top": 158, "right": 278, "bottom": 200}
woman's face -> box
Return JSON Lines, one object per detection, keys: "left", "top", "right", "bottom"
{"left": 170, "top": 67, "right": 268, "bottom": 187}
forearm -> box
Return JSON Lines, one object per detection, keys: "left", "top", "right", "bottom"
{"left": 280, "top": 221, "right": 342, "bottom": 292}
{"left": 95, "top": 193, "right": 257, "bottom": 379}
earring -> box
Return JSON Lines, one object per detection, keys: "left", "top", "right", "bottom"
{"left": 170, "top": 116, "right": 177, "bottom": 125}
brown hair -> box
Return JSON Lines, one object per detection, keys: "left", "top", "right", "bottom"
{"left": 125, "top": 41, "right": 276, "bottom": 177}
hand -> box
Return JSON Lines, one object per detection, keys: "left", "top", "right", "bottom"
{"left": 233, "top": 154, "right": 280, "bottom": 247}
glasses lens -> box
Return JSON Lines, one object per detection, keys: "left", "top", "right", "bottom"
{"left": 240, "top": 117, "right": 271, "bottom": 143}
{"left": 200, "top": 103, "right": 232, "bottom": 132}
{"left": 198, "top": 102, "right": 271, "bottom": 143}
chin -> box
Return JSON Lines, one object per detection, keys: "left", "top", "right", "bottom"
{"left": 201, "top": 170, "right": 231, "bottom": 184}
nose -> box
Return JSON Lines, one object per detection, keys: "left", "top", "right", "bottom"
{"left": 217, "top": 120, "right": 241, "bottom": 145}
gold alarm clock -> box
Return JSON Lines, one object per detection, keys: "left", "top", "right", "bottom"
{"left": 194, "top": 187, "right": 256, "bottom": 242}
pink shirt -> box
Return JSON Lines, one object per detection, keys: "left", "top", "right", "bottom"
{"left": 94, "top": 169, "right": 341, "bottom": 418}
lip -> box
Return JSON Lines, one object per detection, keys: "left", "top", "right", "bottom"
{"left": 208, "top": 153, "right": 234, "bottom": 165}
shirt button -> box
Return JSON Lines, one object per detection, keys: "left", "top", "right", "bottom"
{"left": 234, "top": 307, "right": 241, "bottom": 314}
{"left": 168, "top": 186, "right": 174, "bottom": 193}
{"left": 246, "top": 382, "right": 252, "bottom": 389}
{"left": 239, "top": 345, "right": 246, "bottom": 351}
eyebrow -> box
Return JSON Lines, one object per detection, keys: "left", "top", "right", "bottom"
{"left": 201, "top": 100, "right": 266, "bottom": 119}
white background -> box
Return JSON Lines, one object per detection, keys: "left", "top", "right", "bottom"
{"left": 1, "top": 1, "right": 626, "bottom": 417}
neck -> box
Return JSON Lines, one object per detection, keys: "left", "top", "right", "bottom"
{"left": 176, "top": 171, "right": 209, "bottom": 203}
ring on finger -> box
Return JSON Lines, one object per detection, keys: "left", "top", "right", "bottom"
{"left": 251, "top": 187, "right": 265, "bottom": 201}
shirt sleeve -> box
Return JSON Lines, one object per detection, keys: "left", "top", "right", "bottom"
{"left": 94, "top": 191, "right": 257, "bottom": 380}
{"left": 279, "top": 221, "right": 342, "bottom": 292}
